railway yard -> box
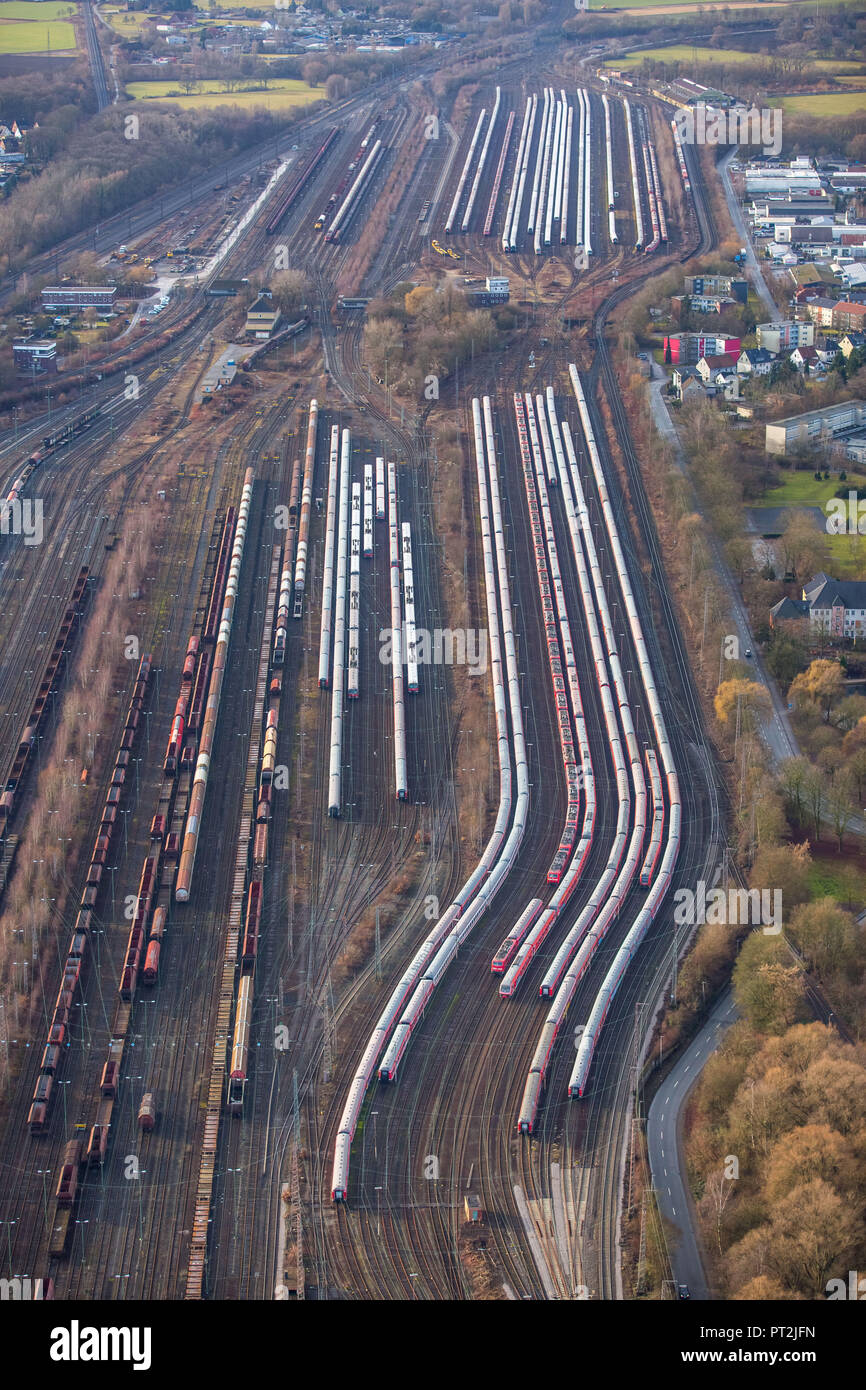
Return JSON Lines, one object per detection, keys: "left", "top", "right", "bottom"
{"left": 0, "top": 37, "right": 731, "bottom": 1305}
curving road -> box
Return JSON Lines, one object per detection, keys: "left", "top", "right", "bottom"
{"left": 647, "top": 990, "right": 738, "bottom": 1299}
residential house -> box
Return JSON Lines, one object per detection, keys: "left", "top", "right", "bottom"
{"left": 832, "top": 300, "right": 866, "bottom": 333}
{"left": 840, "top": 331, "right": 866, "bottom": 357}
{"left": 804, "top": 297, "right": 839, "bottom": 328}
{"left": 757, "top": 321, "right": 815, "bottom": 353}
{"left": 790, "top": 344, "right": 820, "bottom": 372}
{"left": 695, "top": 352, "right": 740, "bottom": 384}
{"left": 736, "top": 347, "right": 775, "bottom": 377}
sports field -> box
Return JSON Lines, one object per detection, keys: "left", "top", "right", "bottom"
{"left": 607, "top": 46, "right": 863, "bottom": 72}
{"left": 125, "top": 77, "right": 324, "bottom": 110}
{"left": 780, "top": 91, "right": 866, "bottom": 115}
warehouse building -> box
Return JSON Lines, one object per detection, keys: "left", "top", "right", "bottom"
{"left": 41, "top": 285, "right": 117, "bottom": 312}
{"left": 765, "top": 400, "right": 866, "bottom": 455}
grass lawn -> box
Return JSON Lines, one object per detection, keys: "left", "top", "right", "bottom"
{"left": 607, "top": 46, "right": 864, "bottom": 72}
{"left": 757, "top": 470, "right": 866, "bottom": 508}
{"left": 192, "top": 0, "right": 286, "bottom": 7}
{"left": 0, "top": 17, "right": 76, "bottom": 50}
{"left": 125, "top": 77, "right": 323, "bottom": 110}
{"left": 755, "top": 470, "right": 866, "bottom": 578}
{"left": 807, "top": 855, "right": 866, "bottom": 910}
{"left": 0, "top": 0, "right": 75, "bottom": 17}
{"left": 599, "top": 0, "right": 861, "bottom": 8}
{"left": 101, "top": 8, "right": 163, "bottom": 36}
{"left": 781, "top": 91, "right": 866, "bottom": 116}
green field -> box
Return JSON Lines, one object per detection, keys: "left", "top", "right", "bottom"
{"left": 0, "top": 18, "right": 76, "bottom": 50}
{"left": 757, "top": 471, "right": 866, "bottom": 509}
{"left": 125, "top": 77, "right": 324, "bottom": 110}
{"left": 0, "top": 0, "right": 75, "bottom": 17}
{"left": 594, "top": 0, "right": 860, "bottom": 7}
{"left": 607, "top": 45, "right": 864, "bottom": 71}
{"left": 781, "top": 91, "right": 866, "bottom": 115}
{"left": 191, "top": 0, "right": 285, "bottom": 7}
{"left": 101, "top": 8, "right": 161, "bottom": 36}
{"left": 808, "top": 856, "right": 866, "bottom": 907}
{"left": 756, "top": 470, "right": 866, "bottom": 578}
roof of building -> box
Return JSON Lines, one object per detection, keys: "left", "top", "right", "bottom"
{"left": 700, "top": 353, "right": 740, "bottom": 369}
{"left": 788, "top": 264, "right": 838, "bottom": 286}
{"left": 807, "top": 576, "right": 866, "bottom": 608}
{"left": 771, "top": 596, "right": 810, "bottom": 621}
{"left": 767, "top": 401, "right": 866, "bottom": 429}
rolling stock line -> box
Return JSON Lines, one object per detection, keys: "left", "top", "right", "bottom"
{"left": 560, "top": 99, "right": 573, "bottom": 246}
{"left": 483, "top": 108, "right": 515, "bottom": 237}
{"left": 318, "top": 425, "right": 341, "bottom": 688}
{"left": 461, "top": 87, "right": 500, "bottom": 233}
{"left": 330, "top": 393, "right": 530, "bottom": 1203}
{"left": 445, "top": 107, "right": 487, "bottom": 235}
{"left": 402, "top": 521, "right": 418, "bottom": 695}
{"left": 575, "top": 88, "right": 586, "bottom": 251}
{"left": 516, "top": 382, "right": 649, "bottom": 1130}
{"left": 325, "top": 140, "right": 385, "bottom": 244}
{"left": 264, "top": 128, "right": 340, "bottom": 236}
{"left": 539, "top": 89, "right": 561, "bottom": 252}
{"left": 553, "top": 90, "right": 567, "bottom": 225}
{"left": 5, "top": 59, "right": 717, "bottom": 1301}
{"left": 504, "top": 411, "right": 633, "bottom": 1009}
{"left": 640, "top": 747, "right": 664, "bottom": 886}
{"left": 375, "top": 455, "right": 385, "bottom": 519}
{"left": 348, "top": 480, "right": 361, "bottom": 698}
{"left": 327, "top": 428, "right": 351, "bottom": 816}
{"left": 0, "top": 566, "right": 90, "bottom": 837}
{"left": 363, "top": 460, "right": 374, "bottom": 558}
{"left": 501, "top": 95, "right": 535, "bottom": 253}
{"left": 582, "top": 88, "right": 592, "bottom": 257}
{"left": 637, "top": 107, "right": 661, "bottom": 254}
{"left": 292, "top": 400, "right": 318, "bottom": 618}
{"left": 527, "top": 87, "right": 550, "bottom": 239}
{"left": 602, "top": 94, "right": 618, "bottom": 245}
{"left": 272, "top": 437, "right": 304, "bottom": 666}
{"left": 623, "top": 98, "right": 644, "bottom": 251}
{"left": 26, "top": 654, "right": 153, "bottom": 1135}
{"left": 2, "top": 322, "right": 301, "bottom": 1289}
{"left": 515, "top": 363, "right": 682, "bottom": 1135}
{"left": 671, "top": 117, "right": 692, "bottom": 193}
{"left": 533, "top": 389, "right": 557, "bottom": 488}
{"left": 566, "top": 365, "right": 680, "bottom": 1097}
{"left": 325, "top": 80, "right": 720, "bottom": 1296}
{"left": 387, "top": 457, "right": 408, "bottom": 802}
{"left": 490, "top": 393, "right": 595, "bottom": 984}
{"left": 175, "top": 468, "right": 254, "bottom": 900}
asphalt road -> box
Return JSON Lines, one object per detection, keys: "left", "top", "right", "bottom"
{"left": 646, "top": 989, "right": 738, "bottom": 1300}
{"left": 647, "top": 359, "right": 799, "bottom": 767}
{"left": 718, "top": 149, "right": 778, "bottom": 320}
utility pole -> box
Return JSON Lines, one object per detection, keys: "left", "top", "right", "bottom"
{"left": 636, "top": 1191, "right": 648, "bottom": 1296}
